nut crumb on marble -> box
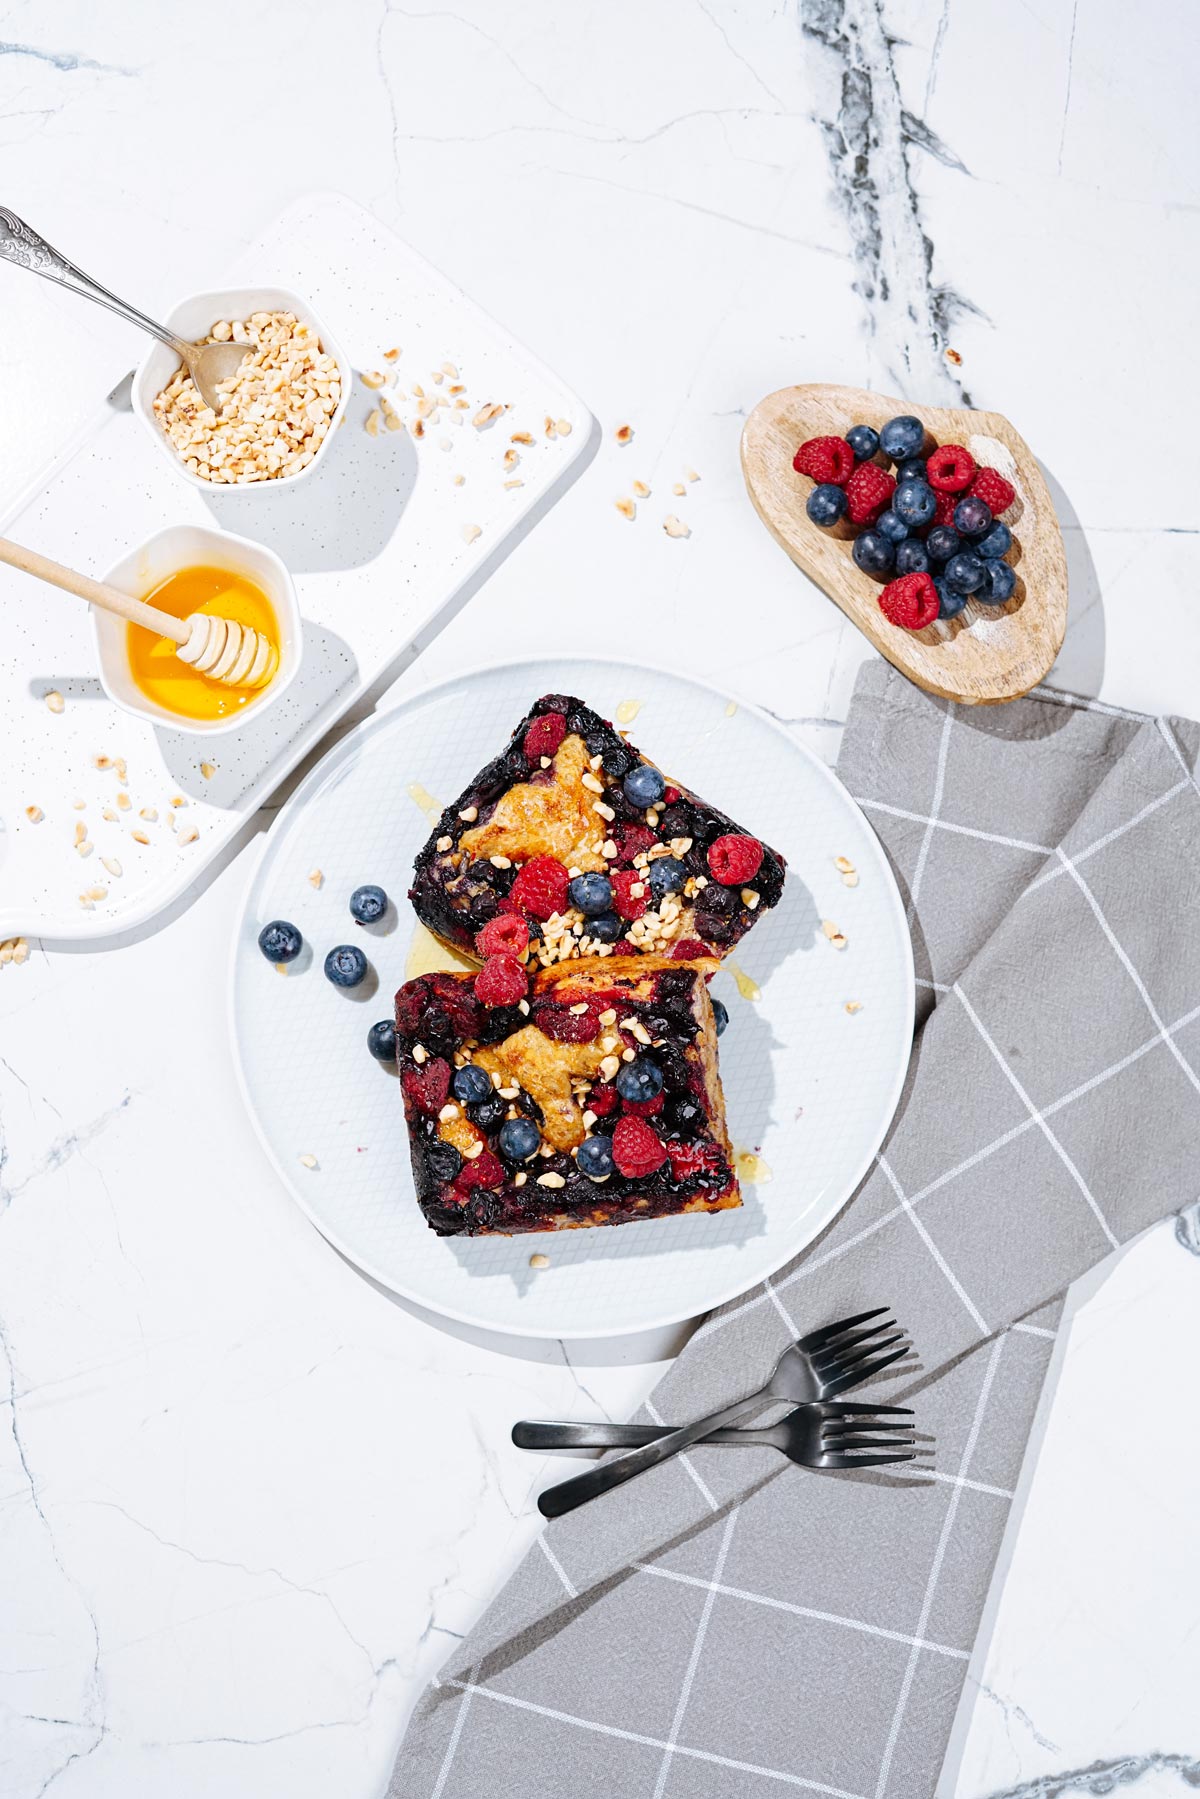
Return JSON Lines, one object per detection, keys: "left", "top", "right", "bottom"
{"left": 24, "top": 805, "right": 43, "bottom": 823}
{"left": 44, "top": 690, "right": 64, "bottom": 713}
{"left": 178, "top": 825, "right": 199, "bottom": 846}
{"left": 632, "top": 479, "right": 650, "bottom": 498}
{"left": 845, "top": 1001, "right": 863, "bottom": 1014}
{"left": 684, "top": 465, "right": 700, "bottom": 482}
{"left": 365, "top": 408, "right": 381, "bottom": 437}
{"left": 299, "top": 1153, "right": 319, "bottom": 1169}
{"left": 100, "top": 856, "right": 122, "bottom": 878}
{"left": 462, "top": 523, "right": 482, "bottom": 543}
{"left": 614, "top": 424, "right": 633, "bottom": 444}
{"left": 615, "top": 497, "right": 636, "bottom": 520}
{"left": 200, "top": 761, "right": 216, "bottom": 780}
{"left": 663, "top": 514, "right": 691, "bottom": 538}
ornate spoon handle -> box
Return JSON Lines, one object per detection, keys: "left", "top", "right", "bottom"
{"left": 0, "top": 204, "right": 186, "bottom": 354}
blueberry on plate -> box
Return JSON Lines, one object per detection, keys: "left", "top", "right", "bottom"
{"left": 586, "top": 913, "right": 624, "bottom": 943}
{"left": 806, "top": 483, "right": 846, "bottom": 527}
{"left": 258, "top": 919, "right": 302, "bottom": 963}
{"left": 894, "top": 539, "right": 930, "bottom": 575}
{"left": 845, "top": 424, "right": 879, "bottom": 461}
{"left": 349, "top": 884, "right": 388, "bottom": 924}
{"left": 623, "top": 763, "right": 666, "bottom": 808}
{"left": 893, "top": 478, "right": 937, "bottom": 528}
{"left": 934, "top": 576, "right": 968, "bottom": 621}
{"left": 324, "top": 944, "right": 368, "bottom": 988}
{"left": 924, "top": 526, "right": 961, "bottom": 565}
{"left": 711, "top": 997, "right": 729, "bottom": 1036}
{"left": 577, "top": 1136, "right": 615, "bottom": 1180}
{"left": 453, "top": 1063, "right": 493, "bottom": 1105}
{"left": 876, "top": 509, "right": 910, "bottom": 543}
{"left": 615, "top": 1057, "right": 665, "bottom": 1103}
{"left": 975, "top": 521, "right": 1013, "bottom": 561}
{"left": 568, "top": 872, "right": 613, "bottom": 917}
{"left": 976, "top": 559, "right": 1017, "bottom": 604}
{"left": 953, "top": 496, "right": 993, "bottom": 539}
{"left": 499, "top": 1116, "right": 540, "bottom": 1162}
{"left": 943, "top": 552, "right": 986, "bottom": 596}
{"left": 647, "top": 857, "right": 687, "bottom": 899}
{"left": 879, "top": 415, "right": 926, "bottom": 463}
{"left": 852, "top": 530, "right": 895, "bottom": 576}
{"left": 367, "top": 1019, "right": 397, "bottom": 1062}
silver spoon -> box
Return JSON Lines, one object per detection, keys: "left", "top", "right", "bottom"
{"left": 0, "top": 205, "right": 249, "bottom": 411}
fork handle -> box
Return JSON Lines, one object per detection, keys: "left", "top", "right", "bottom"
{"left": 516, "top": 1420, "right": 772, "bottom": 1450}
{"left": 536, "top": 1390, "right": 767, "bottom": 1518}
{"left": 0, "top": 206, "right": 187, "bottom": 355}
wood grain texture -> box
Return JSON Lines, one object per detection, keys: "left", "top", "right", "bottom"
{"left": 741, "top": 384, "right": 1068, "bottom": 705}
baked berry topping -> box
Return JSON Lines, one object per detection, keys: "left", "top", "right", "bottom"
{"left": 498, "top": 1117, "right": 540, "bottom": 1162}
{"left": 577, "top": 1136, "right": 615, "bottom": 1180}
{"left": 258, "top": 919, "right": 302, "bottom": 963}
{"left": 586, "top": 914, "right": 624, "bottom": 943}
{"left": 452, "top": 1063, "right": 492, "bottom": 1104}
{"left": 967, "top": 467, "right": 1015, "bottom": 517}
{"left": 793, "top": 435, "right": 855, "bottom": 484}
{"left": 878, "top": 572, "right": 941, "bottom": 631}
{"left": 523, "top": 710, "right": 567, "bottom": 762}
{"left": 568, "top": 872, "right": 613, "bottom": 917}
{"left": 455, "top": 1150, "right": 505, "bottom": 1190}
{"left": 536, "top": 1003, "right": 601, "bottom": 1043}
{"left": 707, "top": 834, "right": 764, "bottom": 886}
{"left": 611, "top": 868, "right": 649, "bottom": 921}
{"left": 613, "top": 821, "right": 658, "bottom": 862}
{"left": 611, "top": 1116, "right": 668, "bottom": 1177}
{"left": 620, "top": 1091, "right": 666, "bottom": 1118}
{"left": 671, "top": 936, "right": 711, "bottom": 960}
{"left": 509, "top": 855, "right": 570, "bottom": 920}
{"left": 587, "top": 1081, "right": 619, "bottom": 1117}
{"left": 475, "top": 954, "right": 529, "bottom": 1008}
{"left": 475, "top": 914, "right": 530, "bottom": 959}
{"left": 425, "top": 1139, "right": 463, "bottom": 1184}
{"left": 402, "top": 1056, "right": 451, "bottom": 1114}
{"left": 647, "top": 856, "right": 687, "bottom": 899}
{"left": 925, "top": 444, "right": 976, "bottom": 494}
{"left": 623, "top": 763, "right": 666, "bottom": 808}
{"left": 615, "top": 1057, "right": 664, "bottom": 1104}
{"left": 666, "top": 1140, "right": 728, "bottom": 1181}
{"left": 711, "top": 998, "right": 729, "bottom": 1036}
{"left": 845, "top": 461, "right": 896, "bottom": 526}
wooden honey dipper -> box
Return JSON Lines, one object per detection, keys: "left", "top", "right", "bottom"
{"left": 0, "top": 535, "right": 279, "bottom": 688}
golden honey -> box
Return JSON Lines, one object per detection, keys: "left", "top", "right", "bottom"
{"left": 126, "top": 564, "right": 278, "bottom": 721}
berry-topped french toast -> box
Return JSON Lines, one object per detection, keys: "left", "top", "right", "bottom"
{"left": 408, "top": 693, "right": 786, "bottom": 969}
{"left": 395, "top": 956, "right": 739, "bottom": 1237}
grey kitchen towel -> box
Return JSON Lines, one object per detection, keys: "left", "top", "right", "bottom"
{"left": 391, "top": 662, "right": 1200, "bottom": 1799}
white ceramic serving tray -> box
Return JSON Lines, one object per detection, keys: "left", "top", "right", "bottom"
{"left": 0, "top": 192, "right": 592, "bottom": 943}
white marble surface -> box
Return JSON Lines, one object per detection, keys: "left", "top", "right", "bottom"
{"left": 1, "top": 2, "right": 1198, "bottom": 1795}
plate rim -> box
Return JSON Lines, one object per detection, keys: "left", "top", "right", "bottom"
{"left": 227, "top": 653, "right": 915, "bottom": 1339}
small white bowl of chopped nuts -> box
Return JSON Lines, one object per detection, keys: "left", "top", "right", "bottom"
{"left": 132, "top": 286, "right": 350, "bottom": 491}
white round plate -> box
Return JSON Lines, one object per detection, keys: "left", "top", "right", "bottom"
{"left": 230, "top": 657, "right": 913, "bottom": 1337}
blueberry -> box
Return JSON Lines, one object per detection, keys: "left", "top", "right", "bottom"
{"left": 975, "top": 521, "right": 1012, "bottom": 561}
{"left": 976, "top": 559, "right": 1017, "bottom": 605}
{"left": 453, "top": 1063, "right": 493, "bottom": 1105}
{"left": 924, "top": 526, "right": 961, "bottom": 565}
{"left": 896, "top": 457, "right": 929, "bottom": 484}
{"left": 876, "top": 509, "right": 910, "bottom": 544}
{"left": 893, "top": 478, "right": 936, "bottom": 528}
{"left": 499, "top": 1117, "right": 540, "bottom": 1162}
{"left": 468, "top": 1095, "right": 508, "bottom": 1132}
{"left": 577, "top": 1136, "right": 615, "bottom": 1180}
{"left": 425, "top": 1140, "right": 463, "bottom": 1184}
{"left": 845, "top": 424, "right": 879, "bottom": 461}
{"left": 623, "top": 763, "right": 665, "bottom": 808}
{"left": 569, "top": 872, "right": 613, "bottom": 917}
{"left": 953, "top": 496, "right": 993, "bottom": 539}
{"left": 647, "top": 857, "right": 687, "bottom": 899}
{"left": 894, "top": 539, "right": 930, "bottom": 575}
{"left": 615, "top": 1057, "right": 664, "bottom": 1103}
{"left": 367, "top": 1019, "right": 396, "bottom": 1062}
{"left": 852, "top": 530, "right": 895, "bottom": 576}
{"left": 879, "top": 415, "right": 926, "bottom": 463}
{"left": 943, "top": 552, "right": 986, "bottom": 596}
{"left": 711, "top": 997, "right": 729, "bottom": 1036}
{"left": 258, "top": 919, "right": 302, "bottom": 963}
{"left": 806, "top": 483, "right": 846, "bottom": 527}
{"left": 349, "top": 884, "right": 388, "bottom": 925}
{"left": 586, "top": 913, "right": 624, "bottom": 944}
{"left": 934, "top": 576, "right": 968, "bottom": 621}
{"left": 324, "top": 944, "right": 368, "bottom": 988}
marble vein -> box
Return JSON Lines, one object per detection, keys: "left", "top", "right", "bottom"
{"left": 985, "top": 1750, "right": 1200, "bottom": 1799}
{"left": 0, "top": 41, "right": 133, "bottom": 76}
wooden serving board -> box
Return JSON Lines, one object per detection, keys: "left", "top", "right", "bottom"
{"left": 741, "top": 383, "right": 1068, "bottom": 705}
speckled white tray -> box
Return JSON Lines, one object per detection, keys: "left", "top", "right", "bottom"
{"left": 229, "top": 658, "right": 915, "bottom": 1337}
{"left": 0, "top": 192, "right": 591, "bottom": 943}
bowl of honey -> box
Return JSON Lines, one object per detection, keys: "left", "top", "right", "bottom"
{"left": 92, "top": 524, "right": 302, "bottom": 735}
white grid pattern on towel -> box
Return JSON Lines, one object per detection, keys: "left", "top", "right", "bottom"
{"left": 877, "top": 1154, "right": 989, "bottom": 1334}
{"left": 905, "top": 706, "right": 954, "bottom": 927}
{"left": 651, "top": 1505, "right": 740, "bottom": 1799}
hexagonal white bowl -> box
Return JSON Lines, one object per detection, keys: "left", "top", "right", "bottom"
{"left": 131, "top": 284, "right": 351, "bottom": 494}
{"left": 92, "top": 522, "right": 302, "bottom": 737}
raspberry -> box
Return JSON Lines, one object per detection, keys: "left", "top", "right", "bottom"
{"left": 663, "top": 787, "right": 680, "bottom": 804}
{"left": 401, "top": 1056, "right": 451, "bottom": 1115}
{"left": 621, "top": 1091, "right": 665, "bottom": 1118}
{"left": 614, "top": 821, "right": 657, "bottom": 862}
{"left": 536, "top": 1003, "right": 600, "bottom": 1044}
{"left": 666, "top": 1140, "right": 727, "bottom": 1181}
{"left": 793, "top": 435, "right": 855, "bottom": 485}
{"left": 931, "top": 490, "right": 958, "bottom": 531}
{"left": 671, "top": 937, "right": 711, "bottom": 960}
{"left": 455, "top": 1149, "right": 505, "bottom": 1190}
{"left": 509, "top": 855, "right": 570, "bottom": 920}
{"left": 611, "top": 1116, "right": 667, "bottom": 1177}
{"left": 475, "top": 955, "right": 529, "bottom": 1008}
{"left": 879, "top": 572, "right": 940, "bottom": 631}
{"left": 968, "top": 467, "right": 1015, "bottom": 517}
{"left": 925, "top": 444, "right": 975, "bottom": 494}
{"left": 587, "top": 1082, "right": 619, "bottom": 1117}
{"left": 707, "top": 834, "right": 764, "bottom": 886}
{"left": 475, "top": 914, "right": 529, "bottom": 959}
{"left": 523, "top": 711, "right": 566, "bottom": 763}
{"left": 611, "top": 868, "right": 649, "bottom": 921}
{"left": 396, "top": 973, "right": 481, "bottom": 1043}
{"left": 844, "top": 461, "right": 896, "bottom": 526}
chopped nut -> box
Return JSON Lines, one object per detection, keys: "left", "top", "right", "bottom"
{"left": 568, "top": 1001, "right": 590, "bottom": 1016}
{"left": 177, "top": 825, "right": 199, "bottom": 846}
{"left": 503, "top": 447, "right": 520, "bottom": 470}
{"left": 599, "top": 1054, "right": 620, "bottom": 1081}
{"left": 684, "top": 466, "right": 700, "bottom": 482}
{"left": 116, "top": 793, "right": 131, "bottom": 812}
{"left": 822, "top": 919, "right": 848, "bottom": 949}
{"left": 462, "top": 523, "right": 482, "bottom": 544}
{"left": 44, "top": 690, "right": 65, "bottom": 713}
{"left": 114, "top": 758, "right": 127, "bottom": 784}
{"left": 384, "top": 347, "right": 401, "bottom": 362}
{"left": 453, "top": 473, "right": 465, "bottom": 486}
{"left": 0, "top": 941, "right": 11, "bottom": 963}
{"left": 742, "top": 888, "right": 760, "bottom": 910}
{"left": 598, "top": 1009, "right": 617, "bottom": 1026}
{"left": 200, "top": 761, "right": 216, "bottom": 780}
{"left": 845, "top": 1001, "right": 863, "bottom": 1014}
{"left": 73, "top": 798, "right": 86, "bottom": 810}
{"left": 438, "top": 1103, "right": 460, "bottom": 1122}
{"left": 308, "top": 868, "right": 324, "bottom": 889}
{"left": 472, "top": 402, "right": 503, "bottom": 429}
{"left": 102, "top": 807, "right": 118, "bottom": 824}
{"left": 84, "top": 884, "right": 107, "bottom": 902}
{"left": 513, "top": 1172, "right": 528, "bottom": 1188}
{"left": 464, "top": 1140, "right": 485, "bottom": 1161}
{"left": 458, "top": 806, "right": 478, "bottom": 822}
{"left": 518, "top": 999, "right": 530, "bottom": 1015}
{"left": 172, "top": 795, "right": 187, "bottom": 808}
{"left": 299, "top": 1153, "right": 319, "bottom": 1169}
{"left": 581, "top": 772, "right": 605, "bottom": 794}
{"left": 503, "top": 478, "right": 524, "bottom": 489}
{"left": 511, "top": 431, "right": 533, "bottom": 446}
{"left": 614, "top": 497, "right": 636, "bottom": 520}
{"left": 24, "top": 805, "right": 43, "bottom": 824}
{"left": 139, "top": 806, "right": 157, "bottom": 822}
{"left": 11, "top": 939, "right": 29, "bottom": 965}
{"left": 100, "top": 856, "right": 122, "bottom": 878}
{"left": 834, "top": 856, "right": 856, "bottom": 874}
{"left": 364, "top": 408, "right": 381, "bottom": 437}
{"left": 529, "top": 1252, "right": 550, "bottom": 1269}
{"left": 490, "top": 855, "right": 512, "bottom": 869}
{"left": 615, "top": 424, "right": 633, "bottom": 445}
{"left": 663, "top": 514, "right": 691, "bottom": 538}
{"left": 131, "top": 830, "right": 150, "bottom": 845}
{"left": 73, "top": 821, "right": 88, "bottom": 847}
{"left": 436, "top": 834, "right": 453, "bottom": 852}
{"left": 842, "top": 870, "right": 859, "bottom": 888}
{"left": 361, "top": 370, "right": 386, "bottom": 389}
{"left": 555, "top": 419, "right": 572, "bottom": 437}
{"left": 632, "top": 480, "right": 650, "bottom": 499}
{"left": 673, "top": 482, "right": 686, "bottom": 496}
{"left": 593, "top": 800, "right": 615, "bottom": 821}
{"left": 536, "top": 1172, "right": 566, "bottom": 1189}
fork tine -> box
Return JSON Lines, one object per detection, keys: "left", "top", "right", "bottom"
{"left": 796, "top": 1306, "right": 889, "bottom": 1354}
{"left": 822, "top": 1418, "right": 916, "bottom": 1438}
{"left": 820, "top": 1402, "right": 913, "bottom": 1417}
{"left": 825, "top": 1451, "right": 916, "bottom": 1469}
{"left": 824, "top": 1330, "right": 907, "bottom": 1376}
{"left": 823, "top": 1432, "right": 917, "bottom": 1450}
{"left": 823, "top": 1344, "right": 911, "bottom": 1397}
{"left": 811, "top": 1321, "right": 901, "bottom": 1372}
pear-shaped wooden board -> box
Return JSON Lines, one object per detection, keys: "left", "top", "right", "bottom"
{"left": 741, "top": 384, "right": 1068, "bottom": 705}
